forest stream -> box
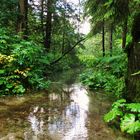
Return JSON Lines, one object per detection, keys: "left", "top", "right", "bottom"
{"left": 0, "top": 70, "right": 132, "bottom": 140}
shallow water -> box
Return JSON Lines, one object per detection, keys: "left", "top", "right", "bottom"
{"left": 0, "top": 71, "right": 132, "bottom": 140}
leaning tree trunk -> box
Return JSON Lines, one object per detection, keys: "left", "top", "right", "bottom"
{"left": 125, "top": 13, "right": 140, "bottom": 102}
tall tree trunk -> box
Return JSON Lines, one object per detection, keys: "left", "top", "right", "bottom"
{"left": 110, "top": 25, "right": 113, "bottom": 57}
{"left": 122, "top": 18, "right": 128, "bottom": 49}
{"left": 24, "top": 0, "right": 28, "bottom": 39}
{"left": 62, "top": 8, "right": 66, "bottom": 54}
{"left": 40, "top": 0, "right": 45, "bottom": 39}
{"left": 102, "top": 19, "right": 105, "bottom": 57}
{"left": 17, "top": 0, "right": 28, "bottom": 39}
{"left": 125, "top": 13, "right": 140, "bottom": 102}
{"left": 45, "top": 0, "right": 54, "bottom": 52}
{"left": 62, "top": 26, "right": 65, "bottom": 54}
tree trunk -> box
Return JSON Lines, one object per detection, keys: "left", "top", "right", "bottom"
{"left": 45, "top": 0, "right": 54, "bottom": 52}
{"left": 122, "top": 18, "right": 128, "bottom": 49}
{"left": 17, "top": 0, "right": 28, "bottom": 39}
{"left": 62, "top": 10, "right": 66, "bottom": 54}
{"left": 125, "top": 13, "right": 140, "bottom": 102}
{"left": 40, "top": 0, "right": 45, "bottom": 39}
{"left": 102, "top": 19, "right": 105, "bottom": 57}
{"left": 24, "top": 0, "right": 28, "bottom": 39}
{"left": 62, "top": 28, "right": 65, "bottom": 54}
{"left": 110, "top": 25, "right": 113, "bottom": 57}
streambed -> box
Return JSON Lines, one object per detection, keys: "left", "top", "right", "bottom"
{"left": 0, "top": 71, "right": 132, "bottom": 140}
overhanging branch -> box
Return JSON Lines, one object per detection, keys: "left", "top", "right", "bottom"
{"left": 50, "top": 38, "right": 86, "bottom": 65}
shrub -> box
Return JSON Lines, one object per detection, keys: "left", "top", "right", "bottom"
{"left": 79, "top": 53, "right": 127, "bottom": 98}
{"left": 104, "top": 99, "right": 140, "bottom": 135}
{"left": 0, "top": 28, "right": 50, "bottom": 95}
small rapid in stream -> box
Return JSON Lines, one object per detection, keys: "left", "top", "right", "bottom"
{"left": 0, "top": 70, "right": 132, "bottom": 140}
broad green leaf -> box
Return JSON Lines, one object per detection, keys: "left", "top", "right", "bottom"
{"left": 104, "top": 108, "right": 123, "bottom": 122}
{"left": 6, "top": 84, "right": 13, "bottom": 89}
{"left": 120, "top": 114, "right": 140, "bottom": 134}
{"left": 112, "top": 99, "right": 126, "bottom": 108}
{"left": 126, "top": 103, "right": 140, "bottom": 113}
{"left": 0, "top": 39, "right": 7, "bottom": 44}
{"left": 0, "top": 78, "right": 5, "bottom": 85}
{"left": 0, "top": 69, "right": 5, "bottom": 74}
{"left": 12, "top": 85, "right": 25, "bottom": 94}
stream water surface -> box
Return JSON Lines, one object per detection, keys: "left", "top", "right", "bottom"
{"left": 0, "top": 70, "right": 132, "bottom": 140}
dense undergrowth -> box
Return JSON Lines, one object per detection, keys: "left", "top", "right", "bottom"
{"left": 0, "top": 27, "right": 80, "bottom": 95}
{"left": 78, "top": 38, "right": 140, "bottom": 137}
{"left": 79, "top": 49, "right": 127, "bottom": 98}
{"left": 0, "top": 28, "right": 51, "bottom": 95}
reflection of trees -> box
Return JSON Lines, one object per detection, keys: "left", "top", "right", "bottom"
{"left": 62, "top": 85, "right": 74, "bottom": 98}
{"left": 28, "top": 106, "right": 45, "bottom": 136}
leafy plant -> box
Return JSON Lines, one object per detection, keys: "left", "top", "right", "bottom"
{"left": 79, "top": 50, "right": 127, "bottom": 98}
{"left": 120, "top": 114, "right": 140, "bottom": 134}
{"left": 104, "top": 99, "right": 140, "bottom": 135}
{"left": 0, "top": 28, "right": 51, "bottom": 95}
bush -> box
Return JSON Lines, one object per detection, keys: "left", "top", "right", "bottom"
{"left": 79, "top": 53, "right": 127, "bottom": 98}
{"left": 104, "top": 99, "right": 140, "bottom": 135}
{"left": 0, "top": 28, "right": 50, "bottom": 95}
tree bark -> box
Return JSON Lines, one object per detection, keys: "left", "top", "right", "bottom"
{"left": 17, "top": 0, "right": 28, "bottom": 39}
{"left": 62, "top": 10, "right": 66, "bottom": 54}
{"left": 45, "top": 0, "right": 54, "bottom": 52}
{"left": 110, "top": 25, "right": 113, "bottom": 57}
{"left": 125, "top": 13, "right": 140, "bottom": 102}
{"left": 40, "top": 0, "right": 45, "bottom": 39}
{"left": 102, "top": 19, "right": 105, "bottom": 57}
{"left": 122, "top": 18, "right": 128, "bottom": 49}
{"left": 24, "top": 0, "right": 28, "bottom": 38}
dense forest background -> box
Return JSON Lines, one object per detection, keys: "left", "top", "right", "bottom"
{"left": 0, "top": 0, "right": 140, "bottom": 138}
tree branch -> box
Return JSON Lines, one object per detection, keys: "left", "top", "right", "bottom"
{"left": 50, "top": 38, "right": 86, "bottom": 65}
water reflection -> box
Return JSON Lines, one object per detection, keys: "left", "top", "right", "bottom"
{"left": 26, "top": 84, "right": 89, "bottom": 140}
{"left": 28, "top": 108, "right": 44, "bottom": 134}
{"left": 0, "top": 83, "right": 132, "bottom": 140}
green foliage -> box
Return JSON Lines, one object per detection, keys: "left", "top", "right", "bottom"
{"left": 0, "top": 28, "right": 50, "bottom": 95}
{"left": 126, "top": 103, "right": 140, "bottom": 113}
{"left": 120, "top": 114, "right": 140, "bottom": 134}
{"left": 104, "top": 99, "right": 140, "bottom": 135}
{"left": 104, "top": 108, "right": 123, "bottom": 123}
{"left": 104, "top": 99, "right": 126, "bottom": 122}
{"left": 79, "top": 51, "right": 127, "bottom": 98}
{"left": 0, "top": 0, "right": 18, "bottom": 27}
